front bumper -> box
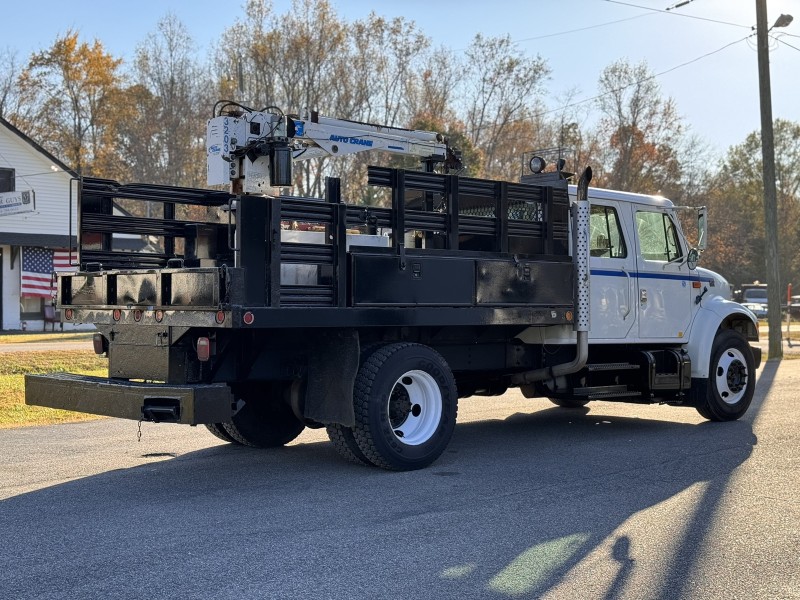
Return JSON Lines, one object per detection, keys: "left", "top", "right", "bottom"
{"left": 25, "top": 373, "right": 234, "bottom": 424}
{"left": 751, "top": 345, "right": 762, "bottom": 370}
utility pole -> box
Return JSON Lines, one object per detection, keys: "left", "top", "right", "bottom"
{"left": 756, "top": 0, "right": 783, "bottom": 359}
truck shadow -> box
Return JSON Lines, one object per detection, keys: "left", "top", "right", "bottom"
{"left": 2, "top": 363, "right": 776, "bottom": 600}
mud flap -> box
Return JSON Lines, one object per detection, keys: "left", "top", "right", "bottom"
{"left": 304, "top": 329, "right": 359, "bottom": 427}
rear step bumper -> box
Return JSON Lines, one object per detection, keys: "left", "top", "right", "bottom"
{"left": 25, "top": 373, "right": 234, "bottom": 425}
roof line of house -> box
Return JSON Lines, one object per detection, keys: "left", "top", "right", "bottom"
{"left": 0, "top": 116, "right": 77, "bottom": 178}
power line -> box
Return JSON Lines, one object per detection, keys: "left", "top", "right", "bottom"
{"left": 666, "top": 0, "right": 697, "bottom": 11}
{"left": 450, "top": 13, "right": 655, "bottom": 51}
{"left": 477, "top": 33, "right": 754, "bottom": 131}
{"left": 512, "top": 14, "right": 654, "bottom": 44}
{"left": 773, "top": 36, "right": 800, "bottom": 53}
{"left": 604, "top": 0, "right": 752, "bottom": 29}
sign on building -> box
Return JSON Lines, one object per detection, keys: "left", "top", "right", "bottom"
{"left": 0, "top": 190, "right": 35, "bottom": 217}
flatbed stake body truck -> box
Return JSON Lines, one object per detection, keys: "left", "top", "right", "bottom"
{"left": 26, "top": 106, "right": 761, "bottom": 470}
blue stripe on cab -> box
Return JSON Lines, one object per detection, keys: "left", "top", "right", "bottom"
{"left": 590, "top": 269, "right": 714, "bottom": 284}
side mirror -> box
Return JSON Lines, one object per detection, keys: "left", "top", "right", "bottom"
{"left": 697, "top": 207, "right": 707, "bottom": 251}
{"left": 687, "top": 248, "right": 699, "bottom": 270}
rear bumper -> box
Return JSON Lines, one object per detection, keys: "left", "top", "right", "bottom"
{"left": 25, "top": 373, "right": 234, "bottom": 425}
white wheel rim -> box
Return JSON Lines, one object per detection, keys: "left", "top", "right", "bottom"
{"left": 387, "top": 370, "right": 442, "bottom": 446}
{"left": 715, "top": 347, "right": 749, "bottom": 405}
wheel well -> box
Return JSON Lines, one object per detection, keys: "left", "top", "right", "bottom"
{"left": 719, "top": 316, "right": 758, "bottom": 342}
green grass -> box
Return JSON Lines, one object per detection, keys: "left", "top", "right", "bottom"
{"left": 0, "top": 331, "right": 94, "bottom": 344}
{"left": 0, "top": 350, "right": 107, "bottom": 428}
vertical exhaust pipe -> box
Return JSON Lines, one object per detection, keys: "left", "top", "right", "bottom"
{"left": 511, "top": 167, "right": 592, "bottom": 386}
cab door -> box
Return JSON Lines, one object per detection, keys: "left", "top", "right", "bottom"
{"left": 633, "top": 207, "right": 693, "bottom": 340}
{"left": 588, "top": 202, "right": 636, "bottom": 339}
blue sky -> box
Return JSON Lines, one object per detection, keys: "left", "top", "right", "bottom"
{"left": 3, "top": 0, "right": 798, "bottom": 157}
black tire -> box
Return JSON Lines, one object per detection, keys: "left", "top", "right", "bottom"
{"left": 222, "top": 385, "right": 306, "bottom": 448}
{"left": 547, "top": 396, "right": 589, "bottom": 408}
{"left": 352, "top": 343, "right": 458, "bottom": 471}
{"left": 326, "top": 424, "right": 372, "bottom": 466}
{"left": 695, "top": 330, "right": 756, "bottom": 421}
{"left": 323, "top": 341, "right": 383, "bottom": 467}
{"left": 205, "top": 423, "right": 240, "bottom": 444}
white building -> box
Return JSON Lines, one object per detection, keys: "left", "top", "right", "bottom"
{"left": 0, "top": 116, "right": 83, "bottom": 331}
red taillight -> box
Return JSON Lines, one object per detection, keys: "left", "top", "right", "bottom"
{"left": 64, "top": 308, "right": 74, "bottom": 320}
{"left": 243, "top": 311, "right": 255, "bottom": 325}
{"left": 155, "top": 310, "right": 164, "bottom": 322}
{"left": 197, "top": 337, "right": 211, "bottom": 362}
{"left": 215, "top": 310, "right": 225, "bottom": 324}
{"left": 113, "top": 309, "right": 122, "bottom": 321}
{"left": 92, "top": 333, "right": 106, "bottom": 355}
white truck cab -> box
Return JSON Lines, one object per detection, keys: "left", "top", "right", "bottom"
{"left": 586, "top": 184, "right": 759, "bottom": 415}
{"left": 522, "top": 181, "right": 760, "bottom": 421}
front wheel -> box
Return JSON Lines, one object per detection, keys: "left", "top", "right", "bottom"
{"left": 352, "top": 343, "right": 458, "bottom": 471}
{"left": 696, "top": 330, "right": 756, "bottom": 421}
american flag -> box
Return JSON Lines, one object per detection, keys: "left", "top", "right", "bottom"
{"left": 21, "top": 247, "right": 73, "bottom": 298}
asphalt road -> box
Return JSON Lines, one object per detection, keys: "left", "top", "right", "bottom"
{"left": 1, "top": 361, "right": 798, "bottom": 599}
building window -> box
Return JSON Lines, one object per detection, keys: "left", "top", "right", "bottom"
{"left": 0, "top": 168, "right": 14, "bottom": 193}
{"left": 20, "top": 297, "right": 44, "bottom": 319}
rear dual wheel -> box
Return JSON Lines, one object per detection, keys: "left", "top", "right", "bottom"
{"left": 205, "top": 422, "right": 239, "bottom": 444}
{"left": 547, "top": 396, "right": 589, "bottom": 408}
{"left": 326, "top": 423, "right": 371, "bottom": 465}
{"left": 348, "top": 343, "right": 458, "bottom": 471}
{"left": 207, "top": 383, "right": 306, "bottom": 448}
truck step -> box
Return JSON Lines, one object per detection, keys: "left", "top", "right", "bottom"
{"left": 586, "top": 362, "right": 640, "bottom": 372}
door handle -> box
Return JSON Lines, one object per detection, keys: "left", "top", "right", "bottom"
{"left": 640, "top": 289, "right": 648, "bottom": 304}
{"left": 621, "top": 268, "right": 632, "bottom": 319}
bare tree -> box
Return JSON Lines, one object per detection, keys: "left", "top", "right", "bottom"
{"left": 461, "top": 34, "right": 550, "bottom": 179}
{"left": 0, "top": 48, "right": 22, "bottom": 120}
{"left": 595, "top": 60, "right": 684, "bottom": 194}
{"left": 132, "top": 13, "right": 206, "bottom": 187}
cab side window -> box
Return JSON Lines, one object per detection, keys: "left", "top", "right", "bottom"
{"left": 636, "top": 211, "right": 682, "bottom": 261}
{"left": 590, "top": 205, "right": 627, "bottom": 258}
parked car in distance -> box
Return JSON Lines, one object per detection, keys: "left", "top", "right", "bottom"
{"left": 742, "top": 287, "right": 768, "bottom": 318}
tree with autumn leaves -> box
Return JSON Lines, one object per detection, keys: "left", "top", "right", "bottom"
{"left": 1, "top": 0, "right": 798, "bottom": 289}
{"left": 701, "top": 119, "right": 800, "bottom": 290}
{"left": 14, "top": 31, "right": 122, "bottom": 175}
